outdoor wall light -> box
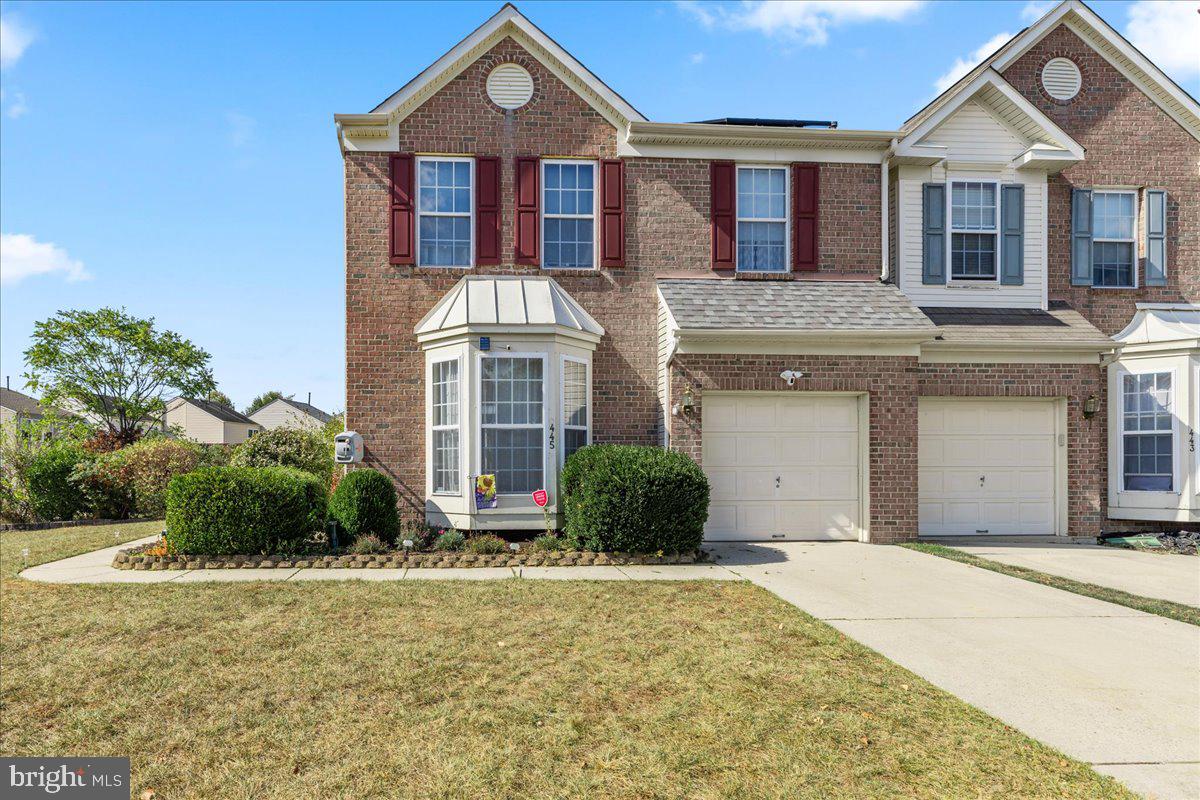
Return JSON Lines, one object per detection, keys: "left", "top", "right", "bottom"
{"left": 780, "top": 370, "right": 804, "bottom": 387}
{"left": 680, "top": 388, "right": 696, "bottom": 414}
{"left": 1083, "top": 394, "right": 1098, "bottom": 419}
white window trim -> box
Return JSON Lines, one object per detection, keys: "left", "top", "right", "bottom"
{"left": 560, "top": 354, "right": 591, "bottom": 467}
{"left": 1091, "top": 188, "right": 1139, "bottom": 290}
{"left": 475, "top": 351, "right": 549, "bottom": 496}
{"left": 946, "top": 178, "right": 1000, "bottom": 285}
{"left": 1118, "top": 365, "right": 1179, "bottom": 495}
{"left": 540, "top": 158, "right": 599, "bottom": 271}
{"left": 415, "top": 155, "right": 475, "bottom": 269}
{"left": 429, "top": 355, "right": 462, "bottom": 496}
{"left": 735, "top": 163, "right": 790, "bottom": 273}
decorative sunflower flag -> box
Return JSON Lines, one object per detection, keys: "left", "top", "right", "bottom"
{"left": 475, "top": 474, "right": 498, "bottom": 509}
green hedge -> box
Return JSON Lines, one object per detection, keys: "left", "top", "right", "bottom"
{"left": 328, "top": 469, "right": 399, "bottom": 545}
{"left": 230, "top": 428, "right": 332, "bottom": 484}
{"left": 165, "top": 466, "right": 327, "bottom": 555}
{"left": 26, "top": 446, "right": 88, "bottom": 521}
{"left": 560, "top": 445, "right": 709, "bottom": 554}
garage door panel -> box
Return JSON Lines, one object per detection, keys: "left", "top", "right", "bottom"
{"left": 703, "top": 396, "right": 739, "bottom": 432}
{"left": 818, "top": 434, "right": 857, "bottom": 465}
{"left": 777, "top": 401, "right": 816, "bottom": 431}
{"left": 739, "top": 503, "right": 776, "bottom": 532}
{"left": 776, "top": 501, "right": 859, "bottom": 540}
{"left": 707, "top": 470, "right": 738, "bottom": 502}
{"left": 818, "top": 468, "right": 858, "bottom": 500}
{"left": 703, "top": 435, "right": 738, "bottom": 467}
{"left": 817, "top": 400, "right": 857, "bottom": 430}
{"left": 919, "top": 399, "right": 1058, "bottom": 536}
{"left": 736, "top": 398, "right": 777, "bottom": 431}
{"left": 776, "top": 435, "right": 817, "bottom": 465}
{"left": 738, "top": 436, "right": 778, "bottom": 466}
{"left": 738, "top": 470, "right": 778, "bottom": 500}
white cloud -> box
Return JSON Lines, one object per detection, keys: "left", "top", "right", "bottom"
{"left": 5, "top": 89, "right": 27, "bottom": 118}
{"left": 0, "top": 15, "right": 35, "bottom": 69}
{"left": 934, "top": 31, "right": 1013, "bottom": 92}
{"left": 1020, "top": 1, "right": 1056, "bottom": 24}
{"left": 225, "top": 111, "right": 256, "bottom": 148}
{"left": 689, "top": 51, "right": 706, "bottom": 64}
{"left": 677, "top": 0, "right": 925, "bottom": 46}
{"left": 1126, "top": 0, "right": 1200, "bottom": 82}
{"left": 0, "top": 233, "right": 90, "bottom": 285}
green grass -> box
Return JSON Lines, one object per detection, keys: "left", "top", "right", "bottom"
{"left": 0, "top": 520, "right": 163, "bottom": 580}
{"left": 0, "top": 530, "right": 1135, "bottom": 799}
{"left": 902, "top": 542, "right": 1200, "bottom": 627}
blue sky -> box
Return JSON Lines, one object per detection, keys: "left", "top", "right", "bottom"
{"left": 2, "top": 0, "right": 1196, "bottom": 413}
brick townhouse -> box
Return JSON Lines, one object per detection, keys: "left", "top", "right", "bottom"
{"left": 337, "top": 1, "right": 1199, "bottom": 543}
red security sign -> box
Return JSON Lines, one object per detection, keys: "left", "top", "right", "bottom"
{"left": 532, "top": 489, "right": 548, "bottom": 508}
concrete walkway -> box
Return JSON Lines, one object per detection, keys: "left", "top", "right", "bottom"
{"left": 707, "top": 542, "right": 1200, "bottom": 800}
{"left": 934, "top": 538, "right": 1200, "bottom": 608}
{"left": 21, "top": 538, "right": 1200, "bottom": 798}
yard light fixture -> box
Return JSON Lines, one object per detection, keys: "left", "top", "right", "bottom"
{"left": 680, "top": 388, "right": 696, "bottom": 415}
{"left": 402, "top": 539, "right": 414, "bottom": 550}
{"left": 1083, "top": 394, "right": 1098, "bottom": 419}
{"left": 509, "top": 542, "right": 520, "bottom": 552}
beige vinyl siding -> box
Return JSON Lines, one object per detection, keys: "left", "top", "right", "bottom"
{"left": 920, "top": 100, "right": 1028, "bottom": 160}
{"left": 250, "top": 400, "right": 325, "bottom": 431}
{"left": 165, "top": 401, "right": 225, "bottom": 444}
{"left": 888, "top": 168, "right": 899, "bottom": 282}
{"left": 222, "top": 422, "right": 260, "bottom": 445}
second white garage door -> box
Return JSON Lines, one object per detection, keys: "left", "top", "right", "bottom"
{"left": 918, "top": 398, "right": 1060, "bottom": 536}
{"left": 702, "top": 393, "right": 861, "bottom": 541}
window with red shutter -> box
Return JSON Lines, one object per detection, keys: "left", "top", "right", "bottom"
{"left": 514, "top": 157, "right": 540, "bottom": 265}
{"left": 389, "top": 154, "right": 415, "bottom": 265}
{"left": 711, "top": 161, "right": 735, "bottom": 270}
{"left": 792, "top": 162, "right": 819, "bottom": 272}
{"left": 599, "top": 159, "right": 625, "bottom": 268}
{"left": 475, "top": 157, "right": 501, "bottom": 266}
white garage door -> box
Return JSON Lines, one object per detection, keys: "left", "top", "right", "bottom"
{"left": 919, "top": 399, "right": 1058, "bottom": 536}
{"left": 702, "top": 394, "right": 860, "bottom": 541}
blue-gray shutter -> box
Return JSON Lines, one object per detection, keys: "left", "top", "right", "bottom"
{"left": 1145, "top": 189, "right": 1167, "bottom": 287}
{"left": 922, "top": 183, "right": 946, "bottom": 285}
{"left": 1000, "top": 184, "right": 1024, "bottom": 286}
{"left": 1070, "top": 188, "right": 1093, "bottom": 286}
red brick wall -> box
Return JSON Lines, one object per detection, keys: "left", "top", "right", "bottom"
{"left": 1001, "top": 24, "right": 1200, "bottom": 336}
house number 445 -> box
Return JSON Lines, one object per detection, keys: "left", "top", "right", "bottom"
{"left": 548, "top": 423, "right": 556, "bottom": 451}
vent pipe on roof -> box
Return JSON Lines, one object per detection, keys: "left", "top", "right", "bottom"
{"left": 307, "top": 392, "right": 312, "bottom": 406}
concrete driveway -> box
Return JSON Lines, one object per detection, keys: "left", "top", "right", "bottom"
{"left": 709, "top": 541, "right": 1200, "bottom": 800}
{"left": 938, "top": 539, "right": 1200, "bottom": 607}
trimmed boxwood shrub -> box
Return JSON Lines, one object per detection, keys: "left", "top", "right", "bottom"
{"left": 165, "top": 466, "right": 327, "bottom": 555}
{"left": 327, "top": 469, "right": 399, "bottom": 545}
{"left": 560, "top": 445, "right": 709, "bottom": 554}
{"left": 26, "top": 446, "right": 88, "bottom": 521}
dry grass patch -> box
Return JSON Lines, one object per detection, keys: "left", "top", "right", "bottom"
{"left": 0, "top": 573, "right": 1132, "bottom": 799}
{"left": 0, "top": 521, "right": 162, "bottom": 580}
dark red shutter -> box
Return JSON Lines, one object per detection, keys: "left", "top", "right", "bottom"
{"left": 599, "top": 159, "right": 625, "bottom": 268}
{"left": 475, "top": 157, "right": 501, "bottom": 266}
{"left": 514, "top": 157, "right": 540, "bottom": 265}
{"left": 389, "top": 153, "right": 415, "bottom": 265}
{"left": 711, "top": 161, "right": 735, "bottom": 270}
{"left": 792, "top": 162, "right": 819, "bottom": 272}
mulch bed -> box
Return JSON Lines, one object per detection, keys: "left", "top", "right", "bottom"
{"left": 1100, "top": 530, "right": 1198, "bottom": 555}
{"left": 113, "top": 542, "right": 707, "bottom": 570}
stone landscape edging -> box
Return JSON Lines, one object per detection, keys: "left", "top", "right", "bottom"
{"left": 113, "top": 545, "right": 706, "bottom": 571}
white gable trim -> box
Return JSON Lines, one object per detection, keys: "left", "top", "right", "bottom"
{"left": 897, "top": 70, "right": 1084, "bottom": 162}
{"left": 358, "top": 4, "right": 642, "bottom": 132}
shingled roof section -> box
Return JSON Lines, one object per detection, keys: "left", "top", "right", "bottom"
{"left": 276, "top": 397, "right": 334, "bottom": 425}
{"left": 657, "top": 279, "right": 937, "bottom": 332}
{"left": 183, "top": 398, "right": 260, "bottom": 425}
{"left": 921, "top": 301, "right": 1112, "bottom": 345}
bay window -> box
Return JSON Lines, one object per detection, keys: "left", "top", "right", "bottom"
{"left": 542, "top": 160, "right": 595, "bottom": 269}
{"left": 431, "top": 358, "right": 460, "bottom": 495}
{"left": 950, "top": 181, "right": 997, "bottom": 281}
{"left": 480, "top": 356, "right": 545, "bottom": 495}
{"left": 1122, "top": 371, "right": 1173, "bottom": 491}
{"left": 736, "top": 166, "right": 788, "bottom": 272}
{"left": 562, "top": 357, "right": 589, "bottom": 463}
{"left": 1092, "top": 191, "right": 1136, "bottom": 288}
{"left": 417, "top": 157, "right": 473, "bottom": 268}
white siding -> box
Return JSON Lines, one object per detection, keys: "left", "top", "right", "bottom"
{"left": 250, "top": 400, "right": 325, "bottom": 431}
{"left": 656, "top": 295, "right": 674, "bottom": 446}
{"left": 165, "top": 402, "right": 224, "bottom": 444}
{"left": 896, "top": 163, "right": 1046, "bottom": 309}
{"left": 920, "top": 100, "right": 1028, "bottom": 160}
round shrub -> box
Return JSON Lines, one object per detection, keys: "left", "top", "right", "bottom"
{"left": 328, "top": 469, "right": 399, "bottom": 545}
{"left": 433, "top": 529, "right": 465, "bottom": 551}
{"left": 466, "top": 534, "right": 507, "bottom": 555}
{"left": 230, "top": 428, "right": 332, "bottom": 483}
{"left": 560, "top": 445, "right": 710, "bottom": 554}
{"left": 70, "top": 453, "right": 135, "bottom": 519}
{"left": 26, "top": 446, "right": 88, "bottom": 521}
{"left": 165, "top": 466, "right": 327, "bottom": 555}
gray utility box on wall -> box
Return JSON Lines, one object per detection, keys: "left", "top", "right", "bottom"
{"left": 334, "top": 431, "right": 364, "bottom": 464}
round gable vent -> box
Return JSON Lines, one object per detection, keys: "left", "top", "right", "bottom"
{"left": 486, "top": 63, "right": 534, "bottom": 110}
{"left": 1041, "top": 57, "right": 1082, "bottom": 100}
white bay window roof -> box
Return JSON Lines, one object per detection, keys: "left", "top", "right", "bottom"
{"left": 415, "top": 276, "right": 604, "bottom": 344}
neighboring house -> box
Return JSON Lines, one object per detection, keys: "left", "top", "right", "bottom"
{"left": 337, "top": 1, "right": 1198, "bottom": 541}
{"left": 250, "top": 397, "right": 333, "bottom": 431}
{"left": 164, "top": 398, "right": 261, "bottom": 445}
{"left": 1, "top": 387, "right": 46, "bottom": 446}
{"left": 61, "top": 395, "right": 163, "bottom": 435}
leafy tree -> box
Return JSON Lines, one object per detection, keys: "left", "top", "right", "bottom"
{"left": 24, "top": 308, "right": 215, "bottom": 441}
{"left": 205, "top": 389, "right": 235, "bottom": 409}
{"left": 245, "top": 390, "right": 287, "bottom": 416}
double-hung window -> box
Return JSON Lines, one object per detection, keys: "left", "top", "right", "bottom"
{"left": 417, "top": 157, "right": 473, "bottom": 268}
{"left": 1122, "top": 372, "right": 1173, "bottom": 491}
{"left": 736, "top": 166, "right": 788, "bottom": 272}
{"left": 431, "top": 358, "right": 460, "bottom": 495}
{"left": 480, "top": 356, "right": 544, "bottom": 494}
{"left": 561, "top": 357, "right": 589, "bottom": 464}
{"left": 1092, "top": 191, "right": 1136, "bottom": 288}
{"left": 542, "top": 160, "right": 595, "bottom": 269}
{"left": 949, "top": 181, "right": 998, "bottom": 281}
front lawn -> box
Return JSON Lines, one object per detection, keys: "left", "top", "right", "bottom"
{"left": 0, "top": 538, "right": 1132, "bottom": 798}
{"left": 0, "top": 520, "right": 163, "bottom": 580}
